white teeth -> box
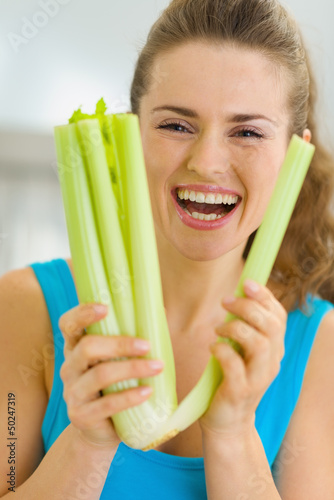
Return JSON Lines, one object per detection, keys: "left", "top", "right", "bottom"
{"left": 207, "top": 213, "right": 217, "bottom": 221}
{"left": 186, "top": 211, "right": 221, "bottom": 221}
{"left": 215, "top": 193, "right": 223, "bottom": 204}
{"left": 205, "top": 193, "right": 216, "bottom": 204}
{"left": 177, "top": 188, "right": 239, "bottom": 222}
{"left": 195, "top": 192, "right": 206, "bottom": 203}
{"left": 177, "top": 189, "right": 238, "bottom": 205}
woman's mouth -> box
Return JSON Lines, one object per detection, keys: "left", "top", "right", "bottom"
{"left": 172, "top": 186, "right": 241, "bottom": 230}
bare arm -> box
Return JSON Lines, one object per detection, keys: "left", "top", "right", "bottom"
{"left": 199, "top": 281, "right": 284, "bottom": 499}
{"left": 200, "top": 281, "right": 334, "bottom": 499}
{"left": 0, "top": 268, "right": 49, "bottom": 495}
{"left": 274, "top": 309, "right": 334, "bottom": 499}
{"left": 1, "top": 424, "right": 118, "bottom": 499}
{"left": 0, "top": 267, "right": 163, "bottom": 498}
{"left": 202, "top": 426, "right": 281, "bottom": 500}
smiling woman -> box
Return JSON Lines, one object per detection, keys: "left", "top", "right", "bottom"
{"left": 139, "top": 44, "right": 291, "bottom": 262}
{"left": 1, "top": 1, "right": 334, "bottom": 500}
{"left": 132, "top": 3, "right": 334, "bottom": 307}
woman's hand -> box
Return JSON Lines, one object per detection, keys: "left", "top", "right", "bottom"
{"left": 199, "top": 280, "right": 287, "bottom": 439}
{"left": 58, "top": 303, "right": 164, "bottom": 448}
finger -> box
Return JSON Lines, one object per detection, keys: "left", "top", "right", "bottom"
{"left": 60, "top": 335, "right": 151, "bottom": 383}
{"left": 222, "top": 295, "right": 273, "bottom": 336}
{"left": 215, "top": 322, "right": 281, "bottom": 390}
{"left": 210, "top": 342, "right": 247, "bottom": 401}
{"left": 59, "top": 303, "right": 108, "bottom": 350}
{"left": 222, "top": 298, "right": 285, "bottom": 360}
{"left": 222, "top": 281, "right": 286, "bottom": 337}
{"left": 68, "top": 385, "right": 154, "bottom": 429}
{"left": 67, "top": 357, "right": 164, "bottom": 405}
{"left": 215, "top": 320, "right": 268, "bottom": 362}
{"left": 243, "top": 280, "right": 287, "bottom": 322}
{"left": 242, "top": 283, "right": 286, "bottom": 359}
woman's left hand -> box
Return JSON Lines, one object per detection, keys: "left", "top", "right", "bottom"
{"left": 199, "top": 280, "right": 287, "bottom": 438}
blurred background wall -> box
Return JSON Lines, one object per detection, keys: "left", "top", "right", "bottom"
{"left": 1, "top": 0, "right": 333, "bottom": 275}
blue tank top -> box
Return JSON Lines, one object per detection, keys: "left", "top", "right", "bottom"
{"left": 31, "top": 258, "right": 333, "bottom": 500}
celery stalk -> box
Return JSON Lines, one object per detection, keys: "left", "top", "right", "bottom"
{"left": 76, "top": 119, "right": 136, "bottom": 338}
{"left": 54, "top": 123, "right": 139, "bottom": 393}
{"left": 111, "top": 114, "right": 178, "bottom": 442}
{"left": 54, "top": 124, "right": 120, "bottom": 336}
{"left": 55, "top": 113, "right": 178, "bottom": 450}
{"left": 55, "top": 121, "right": 174, "bottom": 443}
{"left": 231, "top": 135, "right": 315, "bottom": 294}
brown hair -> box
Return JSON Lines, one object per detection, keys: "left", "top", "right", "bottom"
{"left": 130, "top": 0, "right": 334, "bottom": 310}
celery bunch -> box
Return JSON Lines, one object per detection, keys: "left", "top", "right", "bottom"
{"left": 54, "top": 99, "right": 315, "bottom": 450}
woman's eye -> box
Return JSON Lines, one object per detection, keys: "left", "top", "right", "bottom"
{"left": 157, "top": 122, "right": 190, "bottom": 134}
{"left": 234, "top": 128, "right": 263, "bottom": 140}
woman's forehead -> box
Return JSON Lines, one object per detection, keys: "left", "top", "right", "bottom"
{"left": 145, "top": 42, "right": 288, "bottom": 121}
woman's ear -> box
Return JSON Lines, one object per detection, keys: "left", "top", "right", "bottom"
{"left": 302, "top": 128, "right": 312, "bottom": 143}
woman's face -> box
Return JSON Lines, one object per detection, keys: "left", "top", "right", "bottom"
{"left": 139, "top": 42, "right": 291, "bottom": 261}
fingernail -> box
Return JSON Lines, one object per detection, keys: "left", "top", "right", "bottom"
{"left": 148, "top": 360, "right": 164, "bottom": 371}
{"left": 93, "top": 304, "right": 108, "bottom": 315}
{"left": 134, "top": 339, "right": 150, "bottom": 352}
{"left": 244, "top": 279, "right": 260, "bottom": 294}
{"left": 222, "top": 296, "right": 236, "bottom": 304}
{"left": 139, "top": 386, "right": 153, "bottom": 397}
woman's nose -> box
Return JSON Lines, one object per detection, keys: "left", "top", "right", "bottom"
{"left": 186, "top": 132, "right": 232, "bottom": 179}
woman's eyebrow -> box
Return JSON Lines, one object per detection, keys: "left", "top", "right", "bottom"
{"left": 226, "top": 113, "right": 279, "bottom": 126}
{"left": 151, "top": 106, "right": 279, "bottom": 126}
{"left": 151, "top": 105, "right": 199, "bottom": 118}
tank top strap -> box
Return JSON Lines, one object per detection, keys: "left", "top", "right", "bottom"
{"left": 30, "top": 258, "right": 79, "bottom": 449}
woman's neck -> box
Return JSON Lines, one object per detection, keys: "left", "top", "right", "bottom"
{"left": 157, "top": 238, "right": 246, "bottom": 334}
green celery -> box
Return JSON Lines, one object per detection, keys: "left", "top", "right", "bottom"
{"left": 111, "top": 114, "right": 178, "bottom": 444}
{"left": 76, "top": 119, "right": 135, "bottom": 338}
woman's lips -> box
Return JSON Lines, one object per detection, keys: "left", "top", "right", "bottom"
{"left": 171, "top": 185, "right": 242, "bottom": 231}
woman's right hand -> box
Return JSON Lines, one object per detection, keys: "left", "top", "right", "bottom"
{"left": 59, "top": 303, "right": 164, "bottom": 448}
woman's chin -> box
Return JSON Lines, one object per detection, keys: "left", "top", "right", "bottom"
{"left": 172, "top": 240, "right": 237, "bottom": 263}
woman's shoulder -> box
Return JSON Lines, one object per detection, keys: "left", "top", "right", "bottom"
{"left": 0, "top": 266, "right": 53, "bottom": 368}
{"left": 274, "top": 305, "right": 334, "bottom": 494}
{"left": 308, "top": 303, "right": 334, "bottom": 367}
{"left": 0, "top": 267, "right": 52, "bottom": 327}
{"left": 0, "top": 266, "right": 56, "bottom": 488}
{"left": 1, "top": 256, "right": 78, "bottom": 345}
{"left": 286, "top": 296, "right": 334, "bottom": 427}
